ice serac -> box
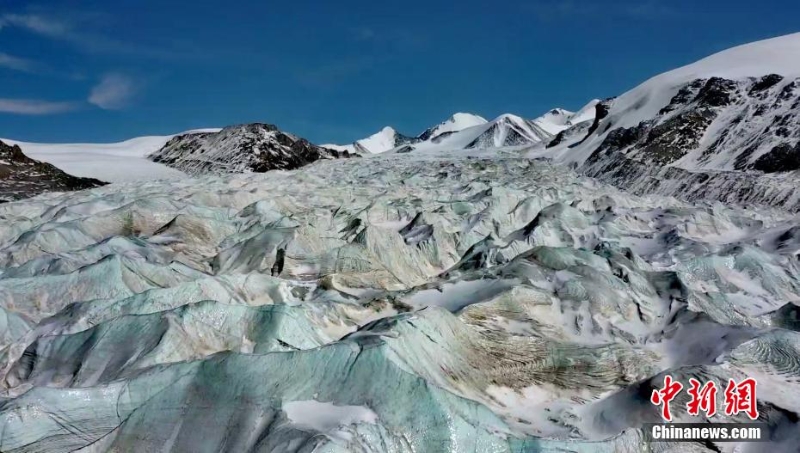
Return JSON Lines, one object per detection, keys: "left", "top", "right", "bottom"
{"left": 537, "top": 32, "right": 800, "bottom": 211}
{"left": 1, "top": 151, "right": 799, "bottom": 452}
{"left": 149, "top": 123, "right": 354, "bottom": 175}
{"left": 0, "top": 140, "right": 106, "bottom": 202}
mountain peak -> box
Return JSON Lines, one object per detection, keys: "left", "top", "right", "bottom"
{"left": 493, "top": 113, "right": 526, "bottom": 123}
{"left": 417, "top": 112, "right": 487, "bottom": 141}
{"left": 149, "top": 123, "right": 352, "bottom": 175}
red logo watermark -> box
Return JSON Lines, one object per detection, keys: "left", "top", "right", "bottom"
{"left": 651, "top": 376, "right": 759, "bottom": 422}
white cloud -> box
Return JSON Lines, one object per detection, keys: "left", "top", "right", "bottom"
{"left": 0, "top": 52, "right": 39, "bottom": 73}
{"left": 0, "top": 13, "right": 70, "bottom": 37}
{"left": 88, "top": 73, "right": 137, "bottom": 110}
{"left": 0, "top": 99, "right": 78, "bottom": 115}
{"left": 0, "top": 12, "right": 192, "bottom": 59}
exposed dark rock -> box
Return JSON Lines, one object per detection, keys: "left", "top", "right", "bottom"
{"left": 574, "top": 73, "right": 800, "bottom": 210}
{"left": 0, "top": 140, "right": 107, "bottom": 202}
{"left": 659, "top": 79, "right": 706, "bottom": 115}
{"left": 733, "top": 143, "right": 759, "bottom": 170}
{"left": 640, "top": 110, "right": 713, "bottom": 165}
{"left": 753, "top": 143, "right": 800, "bottom": 173}
{"left": 546, "top": 130, "right": 568, "bottom": 148}
{"left": 749, "top": 74, "right": 784, "bottom": 95}
{"left": 693, "top": 77, "right": 739, "bottom": 107}
{"left": 149, "top": 123, "right": 355, "bottom": 175}
{"left": 579, "top": 98, "right": 614, "bottom": 144}
{"left": 586, "top": 122, "right": 648, "bottom": 165}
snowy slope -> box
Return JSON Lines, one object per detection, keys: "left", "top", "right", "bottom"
{"left": 532, "top": 32, "right": 800, "bottom": 211}
{"left": 326, "top": 109, "right": 597, "bottom": 156}
{"left": 606, "top": 32, "right": 800, "bottom": 134}
{"left": 546, "top": 32, "right": 800, "bottom": 167}
{"left": 524, "top": 102, "right": 599, "bottom": 138}
{"left": 531, "top": 108, "right": 574, "bottom": 135}
{"left": 2, "top": 129, "right": 219, "bottom": 183}
{"left": 417, "top": 113, "right": 488, "bottom": 141}
{"left": 393, "top": 111, "right": 587, "bottom": 153}
{"left": 323, "top": 126, "right": 418, "bottom": 154}
{"left": 566, "top": 99, "right": 600, "bottom": 125}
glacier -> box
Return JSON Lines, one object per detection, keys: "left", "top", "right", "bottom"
{"left": 1, "top": 150, "right": 799, "bottom": 452}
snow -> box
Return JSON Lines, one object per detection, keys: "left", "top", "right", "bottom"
{"left": 528, "top": 103, "right": 598, "bottom": 137}
{"left": 546, "top": 32, "right": 800, "bottom": 168}
{"left": 2, "top": 129, "right": 219, "bottom": 183}
{"left": 568, "top": 99, "right": 600, "bottom": 125}
{"left": 421, "top": 112, "right": 488, "bottom": 139}
{"left": 282, "top": 400, "right": 378, "bottom": 441}
{"left": 326, "top": 109, "right": 598, "bottom": 156}
{"left": 532, "top": 108, "right": 574, "bottom": 135}
{"left": 400, "top": 113, "right": 555, "bottom": 153}
{"left": 612, "top": 32, "right": 800, "bottom": 132}
{"left": 355, "top": 126, "right": 399, "bottom": 154}
{"left": 405, "top": 279, "right": 520, "bottom": 312}
{"left": 324, "top": 126, "right": 402, "bottom": 154}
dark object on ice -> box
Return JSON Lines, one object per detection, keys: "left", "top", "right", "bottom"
{"left": 271, "top": 248, "right": 286, "bottom": 277}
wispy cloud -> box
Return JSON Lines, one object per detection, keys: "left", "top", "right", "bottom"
{"left": 0, "top": 12, "right": 188, "bottom": 59}
{"left": 0, "top": 13, "right": 70, "bottom": 36}
{"left": 0, "top": 52, "right": 41, "bottom": 73}
{"left": 0, "top": 98, "right": 79, "bottom": 115}
{"left": 88, "top": 73, "right": 138, "bottom": 110}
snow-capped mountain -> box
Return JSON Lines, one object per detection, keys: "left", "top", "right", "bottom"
{"left": 465, "top": 113, "right": 554, "bottom": 148}
{"left": 0, "top": 140, "right": 106, "bottom": 202}
{"left": 388, "top": 108, "right": 597, "bottom": 153}
{"left": 534, "top": 32, "right": 800, "bottom": 211}
{"left": 417, "top": 112, "right": 488, "bottom": 141}
{"left": 149, "top": 123, "right": 353, "bottom": 175}
{"left": 566, "top": 99, "right": 601, "bottom": 125}
{"left": 532, "top": 101, "right": 600, "bottom": 136}
{"left": 323, "top": 126, "right": 418, "bottom": 154}
{"left": 324, "top": 109, "right": 599, "bottom": 155}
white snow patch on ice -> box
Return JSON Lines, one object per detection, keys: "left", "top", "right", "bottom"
{"left": 283, "top": 400, "right": 378, "bottom": 441}
{"left": 405, "top": 278, "right": 519, "bottom": 312}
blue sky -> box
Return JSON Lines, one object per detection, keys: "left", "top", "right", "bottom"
{"left": 1, "top": 0, "right": 798, "bottom": 144}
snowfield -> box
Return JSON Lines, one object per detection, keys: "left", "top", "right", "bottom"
{"left": 1, "top": 150, "right": 799, "bottom": 452}
{"left": 2, "top": 129, "right": 219, "bottom": 183}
